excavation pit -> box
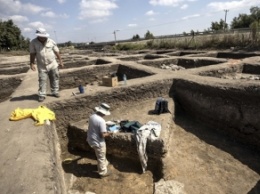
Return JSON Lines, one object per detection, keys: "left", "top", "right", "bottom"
{"left": 59, "top": 97, "right": 173, "bottom": 194}
{"left": 63, "top": 60, "right": 89, "bottom": 69}
{"left": 0, "top": 75, "right": 24, "bottom": 102}
{"left": 143, "top": 54, "right": 169, "bottom": 60}
{"left": 47, "top": 77, "right": 174, "bottom": 193}
{"left": 216, "top": 51, "right": 260, "bottom": 59}
{"left": 62, "top": 58, "right": 112, "bottom": 69}
{"left": 0, "top": 65, "right": 29, "bottom": 75}
{"left": 117, "top": 53, "right": 169, "bottom": 61}
{"left": 139, "top": 57, "right": 226, "bottom": 70}
{"left": 199, "top": 62, "right": 260, "bottom": 81}
{"left": 94, "top": 58, "right": 112, "bottom": 65}
{"left": 59, "top": 64, "right": 154, "bottom": 90}
{"left": 0, "top": 61, "right": 29, "bottom": 75}
{"left": 117, "top": 55, "right": 145, "bottom": 61}
{"left": 166, "top": 50, "right": 206, "bottom": 56}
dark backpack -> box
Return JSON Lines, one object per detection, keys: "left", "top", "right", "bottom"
{"left": 154, "top": 98, "right": 170, "bottom": 115}
{"left": 120, "top": 120, "right": 142, "bottom": 133}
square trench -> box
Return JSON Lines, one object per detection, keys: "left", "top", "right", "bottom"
{"left": 48, "top": 76, "right": 175, "bottom": 194}
{"left": 60, "top": 97, "right": 174, "bottom": 194}
{"left": 50, "top": 75, "right": 260, "bottom": 194}
{"left": 198, "top": 62, "right": 260, "bottom": 81}
{"left": 138, "top": 57, "right": 226, "bottom": 71}
{"left": 59, "top": 64, "right": 154, "bottom": 90}
{"left": 0, "top": 61, "right": 29, "bottom": 102}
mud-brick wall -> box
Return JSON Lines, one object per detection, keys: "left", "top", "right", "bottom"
{"left": 171, "top": 79, "right": 260, "bottom": 150}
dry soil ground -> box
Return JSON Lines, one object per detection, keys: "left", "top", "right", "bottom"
{"left": 0, "top": 52, "right": 259, "bottom": 194}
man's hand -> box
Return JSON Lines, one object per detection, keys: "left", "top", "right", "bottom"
{"left": 101, "top": 131, "right": 113, "bottom": 138}
{"left": 30, "top": 63, "right": 36, "bottom": 71}
{"left": 109, "top": 132, "right": 114, "bottom": 138}
{"left": 59, "top": 61, "right": 64, "bottom": 69}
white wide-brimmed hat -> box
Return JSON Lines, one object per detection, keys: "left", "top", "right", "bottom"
{"left": 35, "top": 28, "right": 49, "bottom": 37}
{"left": 95, "top": 103, "right": 111, "bottom": 115}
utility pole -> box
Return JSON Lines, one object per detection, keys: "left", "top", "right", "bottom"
{"left": 113, "top": 30, "right": 119, "bottom": 44}
{"left": 224, "top": 9, "right": 229, "bottom": 31}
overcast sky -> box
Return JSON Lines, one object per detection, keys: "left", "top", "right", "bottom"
{"left": 1, "top": 0, "right": 260, "bottom": 43}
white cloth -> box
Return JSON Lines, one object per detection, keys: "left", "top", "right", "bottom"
{"left": 135, "top": 121, "right": 161, "bottom": 173}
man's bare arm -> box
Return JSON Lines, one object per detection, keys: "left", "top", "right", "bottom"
{"left": 30, "top": 53, "right": 36, "bottom": 71}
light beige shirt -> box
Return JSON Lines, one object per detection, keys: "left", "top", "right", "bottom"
{"left": 29, "top": 38, "right": 59, "bottom": 71}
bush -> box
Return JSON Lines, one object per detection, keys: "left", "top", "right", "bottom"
{"left": 114, "top": 43, "right": 146, "bottom": 50}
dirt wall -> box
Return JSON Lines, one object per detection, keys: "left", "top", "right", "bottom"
{"left": 67, "top": 121, "right": 165, "bottom": 161}
{"left": 59, "top": 64, "right": 154, "bottom": 89}
{"left": 198, "top": 64, "right": 242, "bottom": 78}
{"left": 0, "top": 76, "right": 23, "bottom": 102}
{"left": 140, "top": 57, "right": 226, "bottom": 69}
{"left": 171, "top": 78, "right": 260, "bottom": 150}
{"left": 0, "top": 66, "right": 29, "bottom": 75}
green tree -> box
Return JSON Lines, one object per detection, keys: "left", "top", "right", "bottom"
{"left": 230, "top": 6, "right": 260, "bottom": 29}
{"left": 190, "top": 30, "right": 195, "bottom": 36}
{"left": 0, "top": 19, "right": 29, "bottom": 50}
{"left": 230, "top": 13, "right": 254, "bottom": 29}
{"left": 250, "top": 6, "right": 260, "bottom": 22}
{"left": 65, "top": 41, "right": 72, "bottom": 46}
{"left": 211, "top": 19, "right": 228, "bottom": 31}
{"left": 132, "top": 34, "right": 140, "bottom": 40}
{"left": 144, "top": 30, "right": 154, "bottom": 39}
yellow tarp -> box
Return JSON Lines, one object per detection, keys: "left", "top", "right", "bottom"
{"left": 9, "top": 106, "right": 56, "bottom": 126}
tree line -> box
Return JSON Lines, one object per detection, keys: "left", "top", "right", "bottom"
{"left": 132, "top": 6, "right": 260, "bottom": 41}
{"left": 209, "top": 6, "right": 260, "bottom": 32}
{"left": 0, "top": 19, "right": 30, "bottom": 51}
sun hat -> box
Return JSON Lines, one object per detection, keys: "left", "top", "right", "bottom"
{"left": 95, "top": 103, "right": 111, "bottom": 116}
{"left": 35, "top": 28, "right": 49, "bottom": 37}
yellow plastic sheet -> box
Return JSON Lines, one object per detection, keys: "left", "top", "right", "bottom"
{"left": 9, "top": 106, "right": 56, "bottom": 126}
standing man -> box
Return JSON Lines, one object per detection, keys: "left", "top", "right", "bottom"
{"left": 87, "top": 103, "right": 112, "bottom": 178}
{"left": 29, "top": 28, "right": 64, "bottom": 102}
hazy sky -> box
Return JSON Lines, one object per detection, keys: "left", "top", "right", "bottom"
{"left": 1, "top": 0, "right": 259, "bottom": 43}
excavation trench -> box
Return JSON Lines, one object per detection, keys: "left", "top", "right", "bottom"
{"left": 49, "top": 78, "right": 174, "bottom": 194}
{"left": 49, "top": 67, "right": 260, "bottom": 193}
{"left": 3, "top": 51, "right": 260, "bottom": 193}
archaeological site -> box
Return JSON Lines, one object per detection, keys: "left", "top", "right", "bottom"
{"left": 0, "top": 48, "right": 260, "bottom": 194}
